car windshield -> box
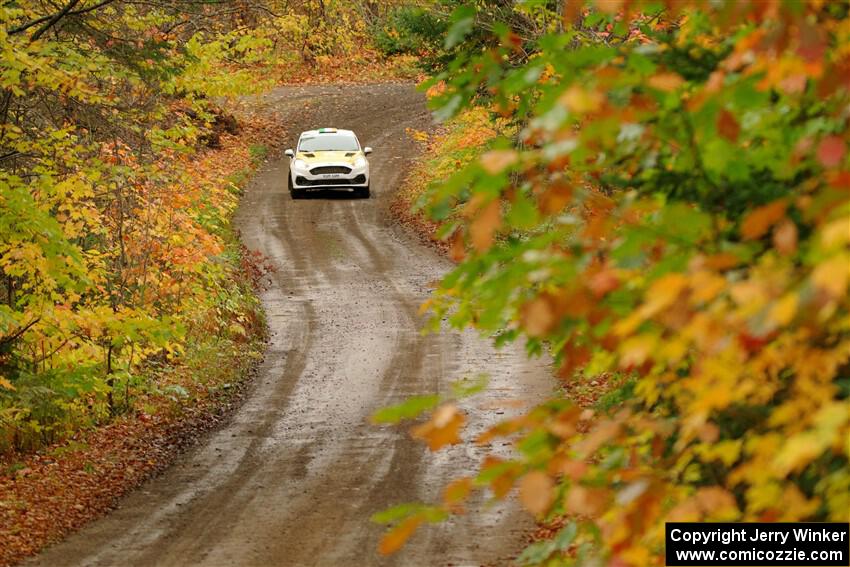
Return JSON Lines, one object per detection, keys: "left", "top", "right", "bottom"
{"left": 299, "top": 134, "right": 359, "bottom": 152}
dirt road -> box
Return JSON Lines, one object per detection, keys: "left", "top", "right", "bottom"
{"left": 30, "top": 84, "right": 552, "bottom": 567}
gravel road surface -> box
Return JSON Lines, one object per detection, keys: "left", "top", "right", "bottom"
{"left": 30, "top": 83, "right": 552, "bottom": 567}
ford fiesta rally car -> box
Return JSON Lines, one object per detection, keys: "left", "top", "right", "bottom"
{"left": 285, "top": 128, "right": 371, "bottom": 198}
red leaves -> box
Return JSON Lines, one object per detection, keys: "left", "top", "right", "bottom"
{"left": 716, "top": 109, "right": 740, "bottom": 142}
{"left": 588, "top": 268, "right": 620, "bottom": 298}
{"left": 817, "top": 136, "right": 846, "bottom": 168}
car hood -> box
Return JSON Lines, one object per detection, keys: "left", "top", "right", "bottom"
{"left": 295, "top": 150, "right": 364, "bottom": 165}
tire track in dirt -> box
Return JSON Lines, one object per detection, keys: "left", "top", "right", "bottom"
{"left": 28, "top": 83, "right": 552, "bottom": 567}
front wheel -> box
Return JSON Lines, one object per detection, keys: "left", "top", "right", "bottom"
{"left": 356, "top": 185, "right": 371, "bottom": 199}
{"left": 288, "top": 175, "right": 305, "bottom": 199}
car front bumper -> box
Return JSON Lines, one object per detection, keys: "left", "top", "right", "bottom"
{"left": 290, "top": 160, "right": 370, "bottom": 190}
{"left": 293, "top": 173, "right": 369, "bottom": 189}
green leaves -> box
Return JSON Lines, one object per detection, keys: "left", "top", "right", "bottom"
{"left": 385, "top": 1, "right": 850, "bottom": 564}
{"left": 0, "top": 1, "right": 298, "bottom": 452}
{"left": 443, "top": 5, "right": 476, "bottom": 50}
{"left": 516, "top": 522, "right": 578, "bottom": 566}
{"left": 371, "top": 395, "right": 440, "bottom": 424}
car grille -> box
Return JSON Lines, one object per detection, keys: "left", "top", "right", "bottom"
{"left": 310, "top": 166, "right": 352, "bottom": 175}
{"left": 295, "top": 174, "right": 366, "bottom": 186}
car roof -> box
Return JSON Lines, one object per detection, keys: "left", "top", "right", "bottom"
{"left": 299, "top": 128, "right": 356, "bottom": 138}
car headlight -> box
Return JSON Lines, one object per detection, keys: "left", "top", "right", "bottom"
{"left": 292, "top": 159, "right": 308, "bottom": 171}
{"left": 353, "top": 157, "right": 367, "bottom": 168}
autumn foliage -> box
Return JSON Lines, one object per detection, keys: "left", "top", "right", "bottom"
{"left": 379, "top": 1, "right": 850, "bottom": 564}
{"left": 0, "top": 0, "right": 409, "bottom": 453}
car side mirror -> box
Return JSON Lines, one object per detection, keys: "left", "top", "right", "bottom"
{"left": 284, "top": 149, "right": 294, "bottom": 158}
{"left": 363, "top": 147, "right": 372, "bottom": 155}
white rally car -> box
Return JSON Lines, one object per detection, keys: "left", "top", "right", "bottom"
{"left": 285, "top": 128, "right": 371, "bottom": 198}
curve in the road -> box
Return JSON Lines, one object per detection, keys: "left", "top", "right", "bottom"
{"left": 29, "top": 83, "right": 552, "bottom": 567}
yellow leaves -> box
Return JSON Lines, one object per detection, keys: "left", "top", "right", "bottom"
{"left": 518, "top": 471, "right": 555, "bottom": 516}
{"left": 811, "top": 254, "right": 850, "bottom": 299}
{"left": 740, "top": 199, "right": 787, "bottom": 240}
{"left": 618, "top": 334, "right": 656, "bottom": 369}
{"left": 410, "top": 404, "right": 465, "bottom": 451}
{"left": 819, "top": 217, "right": 850, "bottom": 249}
{"left": 729, "top": 279, "right": 769, "bottom": 311}
{"left": 405, "top": 127, "right": 429, "bottom": 143}
{"left": 479, "top": 149, "right": 517, "bottom": 175}
{"left": 0, "top": 376, "right": 15, "bottom": 391}
{"left": 642, "top": 273, "right": 689, "bottom": 316}
{"left": 668, "top": 487, "right": 739, "bottom": 522}
{"left": 614, "top": 273, "right": 688, "bottom": 336}
{"left": 695, "top": 439, "right": 743, "bottom": 467}
{"left": 774, "top": 402, "right": 849, "bottom": 475}
{"left": 768, "top": 293, "right": 798, "bottom": 326}
{"left": 688, "top": 270, "right": 726, "bottom": 305}
{"left": 774, "top": 435, "right": 824, "bottom": 477}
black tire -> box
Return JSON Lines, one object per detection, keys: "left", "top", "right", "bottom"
{"left": 357, "top": 185, "right": 371, "bottom": 199}
{"left": 288, "top": 175, "right": 305, "bottom": 199}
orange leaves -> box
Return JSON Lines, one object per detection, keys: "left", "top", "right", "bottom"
{"left": 768, "top": 293, "right": 798, "bottom": 327}
{"left": 773, "top": 219, "right": 798, "bottom": 255}
{"left": 588, "top": 268, "right": 620, "bottom": 298}
{"left": 574, "top": 417, "right": 623, "bottom": 458}
{"left": 539, "top": 181, "right": 574, "bottom": 214}
{"left": 381, "top": 3, "right": 850, "bottom": 564}
{"left": 479, "top": 149, "right": 518, "bottom": 175}
{"left": 378, "top": 515, "right": 423, "bottom": 556}
{"left": 520, "top": 293, "right": 560, "bottom": 337}
{"left": 614, "top": 273, "right": 688, "bottom": 337}
{"left": 519, "top": 471, "right": 555, "bottom": 516}
{"left": 647, "top": 72, "right": 684, "bottom": 92}
{"left": 520, "top": 286, "right": 602, "bottom": 343}
{"left": 481, "top": 455, "right": 522, "bottom": 499}
{"left": 811, "top": 255, "right": 850, "bottom": 299}
{"left": 449, "top": 229, "right": 465, "bottom": 262}
{"left": 410, "top": 404, "right": 465, "bottom": 451}
{"left": 442, "top": 477, "right": 474, "bottom": 511}
{"left": 468, "top": 199, "right": 501, "bottom": 253}
{"left": 668, "top": 487, "right": 739, "bottom": 522}
{"left": 558, "top": 85, "right": 605, "bottom": 114}
{"left": 564, "top": 485, "right": 610, "bottom": 517}
{"left": 740, "top": 199, "right": 787, "bottom": 240}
